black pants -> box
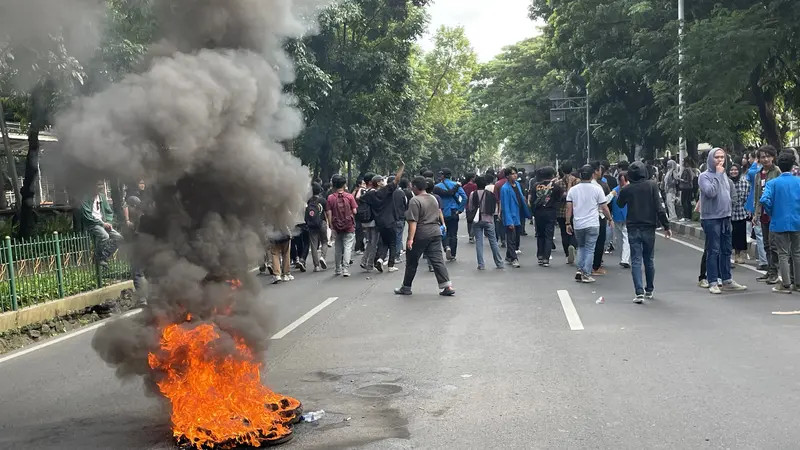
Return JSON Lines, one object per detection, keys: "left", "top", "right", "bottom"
{"left": 535, "top": 212, "right": 556, "bottom": 261}
{"left": 762, "top": 224, "right": 779, "bottom": 277}
{"left": 376, "top": 225, "right": 397, "bottom": 268}
{"left": 592, "top": 217, "right": 606, "bottom": 271}
{"left": 557, "top": 217, "right": 576, "bottom": 256}
{"left": 402, "top": 236, "right": 451, "bottom": 289}
{"left": 680, "top": 189, "right": 693, "bottom": 220}
{"left": 355, "top": 223, "right": 365, "bottom": 252}
{"left": 732, "top": 219, "right": 748, "bottom": 252}
{"left": 443, "top": 215, "right": 459, "bottom": 257}
{"left": 700, "top": 249, "right": 707, "bottom": 282}
{"left": 291, "top": 228, "right": 310, "bottom": 262}
{"left": 505, "top": 225, "right": 521, "bottom": 260}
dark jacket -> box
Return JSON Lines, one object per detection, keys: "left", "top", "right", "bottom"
{"left": 361, "top": 182, "right": 399, "bottom": 228}
{"left": 617, "top": 162, "right": 670, "bottom": 230}
{"left": 392, "top": 188, "right": 407, "bottom": 221}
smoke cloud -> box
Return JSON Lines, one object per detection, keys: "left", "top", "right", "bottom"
{"left": 46, "top": 0, "right": 327, "bottom": 388}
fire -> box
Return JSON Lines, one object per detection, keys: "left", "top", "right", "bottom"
{"left": 148, "top": 321, "right": 300, "bottom": 449}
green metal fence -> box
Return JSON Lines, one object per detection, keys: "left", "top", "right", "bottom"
{"left": 0, "top": 232, "right": 131, "bottom": 312}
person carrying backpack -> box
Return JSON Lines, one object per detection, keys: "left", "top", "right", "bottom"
{"left": 435, "top": 168, "right": 467, "bottom": 261}
{"left": 326, "top": 174, "right": 359, "bottom": 277}
{"left": 529, "top": 166, "right": 563, "bottom": 267}
{"left": 305, "top": 182, "right": 329, "bottom": 272}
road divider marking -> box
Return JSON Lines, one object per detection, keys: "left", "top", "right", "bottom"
{"left": 0, "top": 308, "right": 142, "bottom": 365}
{"left": 657, "top": 232, "right": 763, "bottom": 274}
{"left": 271, "top": 297, "right": 339, "bottom": 340}
{"left": 557, "top": 290, "right": 584, "bottom": 331}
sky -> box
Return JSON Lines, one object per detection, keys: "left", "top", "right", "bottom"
{"left": 419, "top": 0, "right": 544, "bottom": 62}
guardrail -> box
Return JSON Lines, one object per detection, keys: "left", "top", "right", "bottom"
{"left": 0, "top": 232, "right": 130, "bottom": 312}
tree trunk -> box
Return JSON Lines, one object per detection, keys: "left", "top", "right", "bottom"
{"left": 750, "top": 65, "right": 783, "bottom": 150}
{"left": 19, "top": 85, "right": 47, "bottom": 238}
{"left": 318, "top": 141, "right": 336, "bottom": 184}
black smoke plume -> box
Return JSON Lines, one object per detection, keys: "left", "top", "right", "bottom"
{"left": 49, "top": 0, "right": 326, "bottom": 389}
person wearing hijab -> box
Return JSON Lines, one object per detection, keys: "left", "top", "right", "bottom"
{"left": 663, "top": 159, "right": 680, "bottom": 221}
{"left": 729, "top": 164, "right": 750, "bottom": 264}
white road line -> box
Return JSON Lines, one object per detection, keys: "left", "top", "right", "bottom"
{"left": 656, "top": 232, "right": 763, "bottom": 274}
{"left": 0, "top": 265, "right": 265, "bottom": 364}
{"left": 556, "top": 290, "right": 584, "bottom": 331}
{"left": 0, "top": 309, "right": 142, "bottom": 365}
{"left": 270, "top": 297, "right": 339, "bottom": 340}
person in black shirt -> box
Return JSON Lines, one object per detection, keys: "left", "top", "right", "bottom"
{"left": 530, "top": 166, "right": 563, "bottom": 267}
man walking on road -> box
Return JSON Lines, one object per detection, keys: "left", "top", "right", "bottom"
{"left": 566, "top": 165, "right": 613, "bottom": 283}
{"left": 617, "top": 162, "right": 672, "bottom": 303}
{"left": 326, "top": 175, "right": 359, "bottom": 277}
{"left": 395, "top": 177, "right": 455, "bottom": 296}
{"left": 530, "top": 166, "right": 562, "bottom": 267}
{"left": 555, "top": 163, "right": 579, "bottom": 264}
{"left": 759, "top": 152, "right": 800, "bottom": 294}
{"left": 698, "top": 147, "right": 748, "bottom": 294}
{"left": 436, "top": 168, "right": 466, "bottom": 261}
{"left": 499, "top": 166, "right": 531, "bottom": 268}
{"left": 753, "top": 145, "right": 782, "bottom": 284}
{"left": 611, "top": 172, "right": 631, "bottom": 269}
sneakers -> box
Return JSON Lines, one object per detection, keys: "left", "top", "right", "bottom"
{"left": 388, "top": 266, "right": 399, "bottom": 273}
{"left": 722, "top": 281, "right": 747, "bottom": 291}
{"left": 756, "top": 274, "right": 770, "bottom": 282}
{"left": 394, "top": 286, "right": 412, "bottom": 295}
{"left": 567, "top": 245, "right": 576, "bottom": 264}
{"left": 313, "top": 266, "right": 321, "bottom": 272}
{"left": 592, "top": 268, "right": 607, "bottom": 276}
{"left": 581, "top": 275, "right": 596, "bottom": 283}
{"left": 644, "top": 291, "right": 654, "bottom": 300}
{"left": 259, "top": 264, "right": 267, "bottom": 274}
{"left": 334, "top": 268, "right": 342, "bottom": 276}
{"left": 375, "top": 259, "right": 384, "bottom": 273}
{"left": 342, "top": 268, "right": 351, "bottom": 277}
{"left": 282, "top": 274, "right": 294, "bottom": 281}
{"left": 542, "top": 262, "right": 550, "bottom": 268}
{"left": 469, "top": 237, "right": 475, "bottom": 244}
{"left": 766, "top": 276, "right": 780, "bottom": 285}
{"left": 439, "top": 287, "right": 456, "bottom": 296}
{"left": 575, "top": 271, "right": 583, "bottom": 282}
{"left": 477, "top": 265, "right": 485, "bottom": 270}
{"left": 538, "top": 259, "right": 544, "bottom": 266}
{"left": 620, "top": 262, "right": 631, "bottom": 269}
{"left": 772, "top": 285, "right": 793, "bottom": 294}
{"left": 709, "top": 284, "right": 722, "bottom": 294}
{"left": 633, "top": 294, "right": 644, "bottom": 304}
{"left": 271, "top": 275, "right": 281, "bottom": 284}
{"left": 516, "top": 249, "right": 523, "bottom": 255}
{"left": 445, "top": 247, "right": 453, "bottom": 260}
{"left": 698, "top": 279, "right": 709, "bottom": 288}
{"left": 319, "top": 258, "right": 328, "bottom": 270}
{"left": 512, "top": 259, "right": 521, "bottom": 268}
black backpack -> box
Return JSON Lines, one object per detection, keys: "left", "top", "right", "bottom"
{"left": 356, "top": 190, "right": 374, "bottom": 223}
{"left": 304, "top": 197, "right": 324, "bottom": 228}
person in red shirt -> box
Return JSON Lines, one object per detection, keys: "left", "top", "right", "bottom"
{"left": 462, "top": 173, "right": 477, "bottom": 243}
{"left": 326, "top": 174, "right": 359, "bottom": 277}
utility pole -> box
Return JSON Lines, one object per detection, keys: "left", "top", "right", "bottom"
{"left": 678, "top": 0, "right": 686, "bottom": 168}
{"left": 0, "top": 103, "right": 21, "bottom": 208}
{"left": 585, "top": 85, "right": 591, "bottom": 163}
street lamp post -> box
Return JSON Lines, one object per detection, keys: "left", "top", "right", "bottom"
{"left": 678, "top": 0, "right": 686, "bottom": 167}
{"left": 549, "top": 87, "right": 592, "bottom": 163}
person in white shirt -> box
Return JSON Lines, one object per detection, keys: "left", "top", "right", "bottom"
{"left": 566, "top": 165, "right": 613, "bottom": 283}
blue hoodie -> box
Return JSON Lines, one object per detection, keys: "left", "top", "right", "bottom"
{"left": 611, "top": 185, "right": 627, "bottom": 222}
{"left": 760, "top": 173, "right": 800, "bottom": 232}
{"left": 744, "top": 162, "right": 761, "bottom": 213}
{"left": 698, "top": 148, "right": 735, "bottom": 220}
{"left": 435, "top": 178, "right": 466, "bottom": 218}
{"left": 500, "top": 180, "right": 531, "bottom": 226}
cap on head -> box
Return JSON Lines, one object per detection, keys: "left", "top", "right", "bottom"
{"left": 579, "top": 164, "right": 594, "bottom": 180}
{"left": 440, "top": 168, "right": 452, "bottom": 178}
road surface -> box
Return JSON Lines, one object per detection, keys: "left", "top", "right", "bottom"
{"left": 1, "top": 231, "right": 799, "bottom": 450}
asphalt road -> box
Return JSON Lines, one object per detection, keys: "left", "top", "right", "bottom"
{"left": 1, "top": 228, "right": 799, "bottom": 450}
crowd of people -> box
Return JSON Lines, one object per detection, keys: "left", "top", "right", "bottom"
{"left": 254, "top": 144, "right": 800, "bottom": 302}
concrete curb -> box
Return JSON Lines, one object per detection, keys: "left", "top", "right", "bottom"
{"left": 669, "top": 220, "right": 758, "bottom": 256}
{"left": 0, "top": 281, "right": 133, "bottom": 333}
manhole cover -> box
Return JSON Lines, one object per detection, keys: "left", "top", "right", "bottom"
{"left": 353, "top": 384, "right": 403, "bottom": 398}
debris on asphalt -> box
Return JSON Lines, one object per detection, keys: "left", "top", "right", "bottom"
{"left": 461, "top": 374, "right": 472, "bottom": 378}
{"left": 344, "top": 417, "right": 351, "bottom": 422}
{"left": 301, "top": 410, "right": 325, "bottom": 423}
{"left": 596, "top": 296, "right": 605, "bottom": 304}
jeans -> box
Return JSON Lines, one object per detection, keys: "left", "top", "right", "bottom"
{"left": 574, "top": 226, "right": 599, "bottom": 275}
{"left": 505, "top": 224, "right": 521, "bottom": 260}
{"left": 593, "top": 217, "right": 607, "bottom": 270}
{"left": 361, "top": 226, "right": 379, "bottom": 270}
{"left": 762, "top": 224, "right": 780, "bottom": 277}
{"left": 747, "top": 221, "right": 768, "bottom": 265}
{"left": 308, "top": 223, "right": 329, "bottom": 268}
{"left": 443, "top": 214, "right": 460, "bottom": 256}
{"left": 613, "top": 221, "right": 631, "bottom": 265}
{"left": 291, "top": 228, "right": 310, "bottom": 262}
{"left": 496, "top": 217, "right": 505, "bottom": 243}
{"left": 557, "top": 217, "right": 576, "bottom": 256}
{"left": 467, "top": 219, "right": 474, "bottom": 239}
{"left": 474, "top": 220, "right": 503, "bottom": 268}
{"left": 701, "top": 218, "right": 733, "bottom": 286}
{"left": 333, "top": 231, "right": 355, "bottom": 271}
{"left": 534, "top": 213, "right": 556, "bottom": 261}
{"left": 88, "top": 224, "right": 124, "bottom": 261}
{"left": 772, "top": 231, "right": 800, "bottom": 288}
{"left": 402, "top": 236, "right": 451, "bottom": 289}
{"left": 628, "top": 227, "right": 656, "bottom": 295}
{"left": 395, "top": 220, "right": 404, "bottom": 256}
{"left": 376, "top": 225, "right": 398, "bottom": 268}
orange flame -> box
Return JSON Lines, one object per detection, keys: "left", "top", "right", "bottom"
{"left": 148, "top": 322, "right": 300, "bottom": 449}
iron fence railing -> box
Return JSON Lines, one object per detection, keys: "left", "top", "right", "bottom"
{"left": 0, "top": 232, "right": 131, "bottom": 312}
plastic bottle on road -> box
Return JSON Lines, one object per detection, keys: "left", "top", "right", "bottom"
{"left": 301, "top": 410, "right": 325, "bottom": 422}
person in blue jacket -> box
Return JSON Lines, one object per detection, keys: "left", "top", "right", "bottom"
{"left": 499, "top": 166, "right": 531, "bottom": 268}
{"left": 435, "top": 168, "right": 466, "bottom": 261}
{"left": 611, "top": 172, "right": 631, "bottom": 268}
{"left": 759, "top": 152, "right": 800, "bottom": 294}
{"left": 744, "top": 151, "right": 767, "bottom": 269}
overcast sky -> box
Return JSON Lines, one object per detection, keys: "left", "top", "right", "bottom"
{"left": 418, "top": 0, "right": 544, "bottom": 62}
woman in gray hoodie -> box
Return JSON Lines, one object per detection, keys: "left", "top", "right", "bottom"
{"left": 698, "top": 148, "right": 747, "bottom": 294}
